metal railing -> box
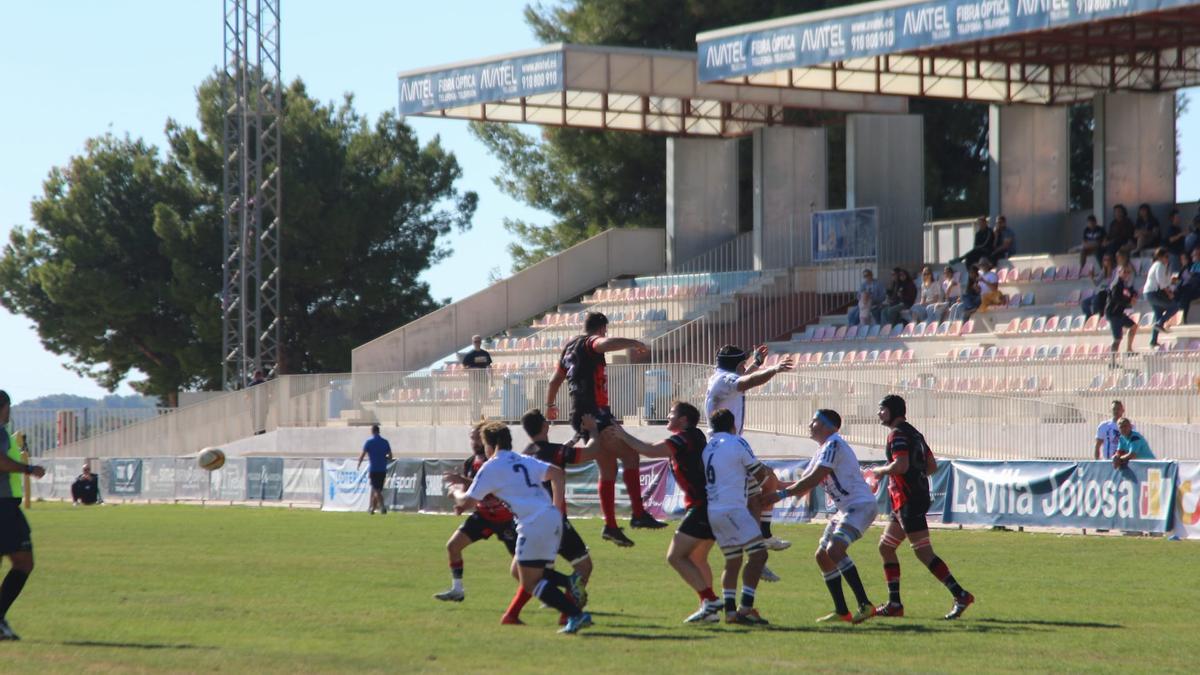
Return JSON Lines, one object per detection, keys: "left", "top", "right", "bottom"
{"left": 12, "top": 407, "right": 168, "bottom": 457}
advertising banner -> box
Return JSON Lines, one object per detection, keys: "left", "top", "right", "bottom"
{"left": 210, "top": 458, "right": 247, "bottom": 502}
{"left": 142, "top": 458, "right": 177, "bottom": 500}
{"left": 944, "top": 460, "right": 1177, "bottom": 533}
{"left": 1173, "top": 461, "right": 1200, "bottom": 540}
{"left": 399, "top": 51, "right": 563, "bottom": 115}
{"left": 636, "top": 460, "right": 674, "bottom": 520}
{"left": 764, "top": 459, "right": 817, "bottom": 523}
{"left": 322, "top": 459, "right": 370, "bottom": 512}
{"left": 281, "top": 459, "right": 323, "bottom": 503}
{"left": 174, "top": 458, "right": 210, "bottom": 501}
{"left": 386, "top": 458, "right": 425, "bottom": 512}
{"left": 420, "top": 459, "right": 463, "bottom": 513}
{"left": 812, "top": 208, "right": 878, "bottom": 261}
{"left": 105, "top": 458, "right": 143, "bottom": 497}
{"left": 246, "top": 458, "right": 284, "bottom": 501}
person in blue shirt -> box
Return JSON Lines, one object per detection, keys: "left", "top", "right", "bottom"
{"left": 357, "top": 424, "right": 393, "bottom": 514}
{"left": 1112, "top": 418, "right": 1154, "bottom": 468}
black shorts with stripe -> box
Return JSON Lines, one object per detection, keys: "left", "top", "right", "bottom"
{"left": 677, "top": 505, "right": 715, "bottom": 541}
{"left": 892, "top": 492, "right": 931, "bottom": 533}
{"left": 558, "top": 515, "right": 589, "bottom": 563}
{"left": 458, "top": 512, "right": 518, "bottom": 555}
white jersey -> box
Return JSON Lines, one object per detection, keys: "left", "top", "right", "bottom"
{"left": 702, "top": 431, "right": 763, "bottom": 511}
{"left": 466, "top": 450, "right": 555, "bottom": 521}
{"left": 809, "top": 433, "right": 875, "bottom": 513}
{"left": 1095, "top": 420, "right": 1128, "bottom": 460}
{"left": 705, "top": 368, "right": 744, "bottom": 434}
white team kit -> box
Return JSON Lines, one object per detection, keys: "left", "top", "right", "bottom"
{"left": 702, "top": 431, "right": 764, "bottom": 550}
{"left": 1095, "top": 420, "right": 1128, "bottom": 460}
{"left": 466, "top": 450, "right": 562, "bottom": 563}
{"left": 705, "top": 369, "right": 744, "bottom": 434}
{"left": 809, "top": 433, "right": 878, "bottom": 546}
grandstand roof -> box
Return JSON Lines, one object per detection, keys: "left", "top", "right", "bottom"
{"left": 397, "top": 43, "right": 905, "bottom": 137}
{"left": 696, "top": 0, "right": 1200, "bottom": 104}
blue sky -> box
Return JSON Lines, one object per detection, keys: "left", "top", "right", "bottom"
{"left": 1, "top": 1, "right": 1197, "bottom": 405}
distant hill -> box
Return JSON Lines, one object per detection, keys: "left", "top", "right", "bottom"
{"left": 14, "top": 394, "right": 160, "bottom": 409}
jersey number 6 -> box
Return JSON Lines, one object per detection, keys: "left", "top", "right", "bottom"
{"left": 705, "top": 455, "right": 716, "bottom": 485}
{"left": 513, "top": 464, "right": 539, "bottom": 488}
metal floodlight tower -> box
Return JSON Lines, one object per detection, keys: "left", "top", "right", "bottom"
{"left": 222, "top": 0, "right": 282, "bottom": 390}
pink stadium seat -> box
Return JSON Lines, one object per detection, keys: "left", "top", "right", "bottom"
{"left": 1061, "top": 344, "right": 1075, "bottom": 359}
{"left": 1148, "top": 372, "right": 1164, "bottom": 390}
{"left": 833, "top": 326, "right": 848, "bottom": 340}
{"left": 1089, "top": 344, "right": 1105, "bottom": 359}
{"left": 1097, "top": 316, "right": 1109, "bottom": 331}
{"left": 854, "top": 350, "right": 868, "bottom": 362}
{"left": 1019, "top": 345, "right": 1035, "bottom": 360}
{"left": 844, "top": 351, "right": 857, "bottom": 364}
{"left": 1045, "top": 316, "right": 1059, "bottom": 332}
{"left": 1166, "top": 311, "right": 1184, "bottom": 328}
{"left": 879, "top": 350, "right": 892, "bottom": 363}
{"left": 902, "top": 349, "right": 914, "bottom": 362}
{"left": 901, "top": 323, "right": 916, "bottom": 338}
{"left": 969, "top": 347, "right": 984, "bottom": 361}
{"left": 1081, "top": 315, "right": 1098, "bottom": 332}
{"left": 1163, "top": 372, "right": 1178, "bottom": 389}
{"left": 1018, "top": 268, "right": 1031, "bottom": 282}
{"left": 1018, "top": 317, "right": 1034, "bottom": 333}
{"left": 998, "top": 268, "right": 1011, "bottom": 283}
{"left": 961, "top": 320, "right": 974, "bottom": 335}
{"left": 998, "top": 318, "right": 1018, "bottom": 335}
{"left": 969, "top": 377, "right": 983, "bottom": 392}
{"left": 844, "top": 325, "right": 860, "bottom": 340}
{"left": 874, "top": 324, "right": 892, "bottom": 339}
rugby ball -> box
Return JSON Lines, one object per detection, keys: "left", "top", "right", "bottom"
{"left": 198, "top": 447, "right": 226, "bottom": 471}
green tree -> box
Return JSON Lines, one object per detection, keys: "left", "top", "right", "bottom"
{"left": 1, "top": 76, "right": 476, "bottom": 399}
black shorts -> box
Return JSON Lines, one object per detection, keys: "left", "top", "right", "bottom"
{"left": 892, "top": 493, "right": 931, "bottom": 534}
{"left": 677, "top": 505, "right": 715, "bottom": 540}
{"left": 1108, "top": 312, "right": 1135, "bottom": 341}
{"left": 570, "top": 406, "right": 615, "bottom": 441}
{"left": 0, "top": 500, "right": 32, "bottom": 555}
{"left": 458, "top": 512, "right": 518, "bottom": 555}
{"left": 368, "top": 471, "right": 386, "bottom": 491}
{"left": 558, "top": 515, "right": 590, "bottom": 563}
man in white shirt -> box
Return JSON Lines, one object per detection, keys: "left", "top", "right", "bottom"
{"left": 767, "top": 409, "right": 878, "bottom": 624}
{"left": 704, "top": 345, "right": 794, "bottom": 559}
{"left": 447, "top": 423, "right": 592, "bottom": 634}
{"left": 702, "top": 409, "right": 774, "bottom": 626}
{"left": 1094, "top": 400, "right": 1129, "bottom": 460}
{"left": 1142, "top": 247, "right": 1179, "bottom": 348}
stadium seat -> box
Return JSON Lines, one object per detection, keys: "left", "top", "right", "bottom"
{"left": 1045, "top": 316, "right": 1059, "bottom": 332}
{"left": 866, "top": 324, "right": 882, "bottom": 339}
{"left": 1022, "top": 291, "right": 1035, "bottom": 306}
{"left": 1031, "top": 317, "right": 1046, "bottom": 333}
{"left": 1042, "top": 266, "right": 1056, "bottom": 281}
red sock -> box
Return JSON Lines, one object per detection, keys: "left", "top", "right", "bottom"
{"left": 504, "top": 587, "right": 532, "bottom": 619}
{"left": 698, "top": 587, "right": 718, "bottom": 603}
{"left": 599, "top": 480, "right": 617, "bottom": 528}
{"left": 622, "top": 465, "right": 645, "bottom": 518}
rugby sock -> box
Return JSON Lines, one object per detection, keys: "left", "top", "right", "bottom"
{"left": 505, "top": 587, "right": 532, "bottom": 618}
{"left": 599, "top": 479, "right": 618, "bottom": 528}
{"left": 884, "top": 562, "right": 902, "bottom": 605}
{"left": 822, "top": 569, "right": 849, "bottom": 616}
{"left": 759, "top": 512, "right": 773, "bottom": 539}
{"left": 622, "top": 466, "right": 646, "bottom": 518}
{"left": 838, "top": 557, "right": 871, "bottom": 607}
{"left": 543, "top": 568, "right": 572, "bottom": 590}
{"left": 723, "top": 588, "right": 737, "bottom": 613}
{"left": 698, "top": 587, "right": 718, "bottom": 603}
{"left": 533, "top": 579, "right": 580, "bottom": 618}
{"left": 740, "top": 585, "right": 756, "bottom": 609}
{"left": 0, "top": 569, "right": 29, "bottom": 620}
{"left": 450, "top": 561, "right": 464, "bottom": 592}
{"left": 926, "top": 556, "right": 966, "bottom": 598}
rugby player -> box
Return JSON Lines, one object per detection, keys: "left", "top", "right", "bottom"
{"left": 434, "top": 422, "right": 518, "bottom": 602}
{"left": 0, "top": 390, "right": 45, "bottom": 641}
{"left": 447, "top": 423, "right": 592, "bottom": 634}
{"left": 872, "top": 395, "right": 974, "bottom": 620}
{"left": 546, "top": 311, "right": 665, "bottom": 547}
{"left": 767, "top": 410, "right": 877, "bottom": 624}
{"left": 702, "top": 409, "right": 772, "bottom": 625}
{"left": 615, "top": 402, "right": 724, "bottom": 623}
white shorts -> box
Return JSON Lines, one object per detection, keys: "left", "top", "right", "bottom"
{"left": 708, "top": 507, "right": 762, "bottom": 551}
{"left": 514, "top": 508, "right": 562, "bottom": 564}
{"left": 819, "top": 501, "right": 878, "bottom": 549}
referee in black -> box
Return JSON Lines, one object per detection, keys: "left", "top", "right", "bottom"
{"left": 0, "top": 390, "right": 45, "bottom": 640}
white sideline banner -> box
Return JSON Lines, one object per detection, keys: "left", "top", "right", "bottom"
{"left": 321, "top": 459, "right": 370, "bottom": 512}
{"left": 283, "top": 459, "right": 323, "bottom": 503}
{"left": 1174, "top": 461, "right": 1200, "bottom": 540}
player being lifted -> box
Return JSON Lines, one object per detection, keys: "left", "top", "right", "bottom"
{"left": 767, "top": 410, "right": 877, "bottom": 624}
{"left": 447, "top": 423, "right": 592, "bottom": 634}
{"left": 872, "top": 395, "right": 974, "bottom": 620}
{"left": 702, "top": 409, "right": 773, "bottom": 625}
{"left": 546, "top": 311, "right": 665, "bottom": 547}
{"left": 615, "top": 402, "right": 724, "bottom": 623}
{"left": 434, "top": 422, "right": 518, "bottom": 602}
{"left": 498, "top": 409, "right": 599, "bottom": 625}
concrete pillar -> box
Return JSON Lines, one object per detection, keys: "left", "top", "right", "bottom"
{"left": 751, "top": 127, "right": 826, "bottom": 269}
{"left": 1093, "top": 92, "right": 1176, "bottom": 224}
{"left": 847, "top": 114, "right": 924, "bottom": 269}
{"left": 988, "top": 104, "right": 1069, "bottom": 254}
{"left": 665, "top": 137, "right": 739, "bottom": 271}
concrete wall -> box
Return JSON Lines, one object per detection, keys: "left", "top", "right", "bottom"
{"left": 846, "top": 114, "right": 924, "bottom": 269}
{"left": 666, "top": 137, "right": 739, "bottom": 269}
{"left": 350, "top": 228, "right": 667, "bottom": 373}
{"left": 1093, "top": 92, "right": 1176, "bottom": 222}
{"left": 988, "top": 104, "right": 1070, "bottom": 254}
{"left": 752, "top": 126, "right": 827, "bottom": 269}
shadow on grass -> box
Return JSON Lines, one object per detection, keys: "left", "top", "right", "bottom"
{"left": 976, "top": 618, "right": 1123, "bottom": 629}
{"left": 54, "top": 640, "right": 215, "bottom": 651}
{"left": 582, "top": 631, "right": 712, "bottom": 641}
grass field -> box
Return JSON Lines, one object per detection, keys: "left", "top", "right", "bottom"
{"left": 3, "top": 503, "right": 1196, "bottom": 673}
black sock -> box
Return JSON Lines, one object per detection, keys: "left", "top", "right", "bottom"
{"left": 534, "top": 579, "right": 580, "bottom": 617}
{"left": 740, "top": 586, "right": 756, "bottom": 609}
{"left": 823, "top": 571, "right": 849, "bottom": 615}
{"left": 543, "top": 568, "right": 572, "bottom": 589}
{"left": 839, "top": 561, "right": 871, "bottom": 607}
{"left": 0, "top": 569, "right": 29, "bottom": 620}
{"left": 724, "top": 589, "right": 737, "bottom": 613}
{"left": 884, "top": 562, "right": 902, "bottom": 605}
{"left": 759, "top": 520, "right": 773, "bottom": 539}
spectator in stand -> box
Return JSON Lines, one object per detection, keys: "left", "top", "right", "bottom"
{"left": 880, "top": 268, "right": 917, "bottom": 325}
{"left": 462, "top": 335, "right": 493, "bottom": 421}
{"left": 1184, "top": 213, "right": 1200, "bottom": 257}
{"left": 949, "top": 266, "right": 981, "bottom": 321}
{"left": 951, "top": 217, "right": 994, "bottom": 267}
{"left": 989, "top": 215, "right": 1016, "bottom": 260}
{"left": 976, "top": 259, "right": 1005, "bottom": 312}
{"left": 1142, "top": 247, "right": 1179, "bottom": 349}
{"left": 1103, "top": 204, "right": 1135, "bottom": 258}
{"left": 1174, "top": 247, "right": 1200, "bottom": 322}
{"left": 1094, "top": 400, "right": 1127, "bottom": 461}
{"left": 1112, "top": 418, "right": 1154, "bottom": 467}
{"left": 71, "top": 463, "right": 100, "bottom": 506}
{"left": 941, "top": 266, "right": 961, "bottom": 304}
{"left": 1081, "top": 253, "right": 1115, "bottom": 318}
{"left": 248, "top": 369, "right": 266, "bottom": 387}
{"left": 848, "top": 269, "right": 886, "bottom": 326}
{"left": 909, "top": 266, "right": 945, "bottom": 323}
{"left": 1164, "top": 209, "right": 1187, "bottom": 270}
{"left": 1131, "top": 203, "right": 1161, "bottom": 256}
{"left": 1105, "top": 264, "right": 1139, "bottom": 364}
{"left": 1077, "top": 214, "right": 1106, "bottom": 267}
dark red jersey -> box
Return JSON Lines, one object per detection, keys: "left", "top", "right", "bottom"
{"left": 885, "top": 422, "right": 933, "bottom": 510}
{"left": 463, "top": 454, "right": 514, "bottom": 522}
{"left": 524, "top": 440, "right": 580, "bottom": 497}
{"left": 560, "top": 334, "right": 608, "bottom": 410}
{"left": 665, "top": 427, "right": 708, "bottom": 509}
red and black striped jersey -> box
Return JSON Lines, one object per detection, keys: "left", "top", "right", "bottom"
{"left": 665, "top": 427, "right": 708, "bottom": 509}
{"left": 464, "top": 453, "right": 514, "bottom": 522}
{"left": 524, "top": 440, "right": 580, "bottom": 497}
{"left": 560, "top": 334, "right": 608, "bottom": 410}
{"left": 886, "top": 422, "right": 933, "bottom": 508}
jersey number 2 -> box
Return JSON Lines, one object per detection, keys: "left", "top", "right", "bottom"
{"left": 513, "top": 464, "right": 538, "bottom": 488}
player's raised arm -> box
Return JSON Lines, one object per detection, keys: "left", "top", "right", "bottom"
{"left": 735, "top": 352, "right": 793, "bottom": 392}
{"left": 546, "top": 464, "right": 567, "bottom": 514}
{"left": 612, "top": 425, "right": 672, "bottom": 459}
{"left": 545, "top": 366, "right": 566, "bottom": 420}
{"left": 591, "top": 336, "right": 649, "bottom": 357}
